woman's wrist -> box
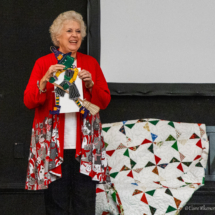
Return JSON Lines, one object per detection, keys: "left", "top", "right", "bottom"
{"left": 40, "top": 77, "right": 47, "bottom": 90}
{"left": 85, "top": 80, "right": 94, "bottom": 89}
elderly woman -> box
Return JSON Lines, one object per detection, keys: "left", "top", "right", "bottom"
{"left": 24, "top": 11, "right": 111, "bottom": 215}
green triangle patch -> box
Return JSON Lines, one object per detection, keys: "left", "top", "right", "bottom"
{"left": 166, "top": 135, "right": 176, "bottom": 141}
{"left": 149, "top": 205, "right": 157, "bottom": 215}
{"left": 102, "top": 127, "right": 111, "bottom": 132}
{"left": 146, "top": 190, "right": 156, "bottom": 196}
{"left": 166, "top": 205, "right": 177, "bottom": 213}
{"left": 149, "top": 120, "right": 159, "bottom": 126}
{"left": 170, "top": 157, "right": 180, "bottom": 163}
{"left": 123, "top": 148, "right": 130, "bottom": 157}
{"left": 125, "top": 124, "right": 135, "bottom": 129}
{"left": 110, "top": 172, "right": 119, "bottom": 178}
{"left": 171, "top": 141, "right": 178, "bottom": 151}
{"left": 145, "top": 161, "right": 155, "bottom": 167}
{"left": 165, "top": 188, "right": 173, "bottom": 196}
{"left": 111, "top": 192, "right": 117, "bottom": 202}
{"left": 196, "top": 162, "right": 203, "bottom": 167}
{"left": 168, "top": 121, "right": 175, "bottom": 128}
{"left": 148, "top": 144, "right": 154, "bottom": 153}
{"left": 104, "top": 142, "right": 109, "bottom": 148}
{"left": 182, "top": 162, "right": 192, "bottom": 167}
{"left": 202, "top": 177, "right": 205, "bottom": 184}
{"left": 130, "top": 159, "right": 136, "bottom": 169}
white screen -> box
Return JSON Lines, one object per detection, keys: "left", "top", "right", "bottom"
{"left": 101, "top": 0, "right": 215, "bottom": 83}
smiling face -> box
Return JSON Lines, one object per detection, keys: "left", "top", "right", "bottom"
{"left": 57, "top": 20, "right": 82, "bottom": 57}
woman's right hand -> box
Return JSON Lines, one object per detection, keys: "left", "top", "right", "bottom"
{"left": 40, "top": 64, "right": 65, "bottom": 90}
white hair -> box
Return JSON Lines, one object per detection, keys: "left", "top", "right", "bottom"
{"left": 49, "top": 11, "right": 87, "bottom": 46}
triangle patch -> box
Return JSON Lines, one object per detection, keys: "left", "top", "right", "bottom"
{"left": 177, "top": 176, "right": 184, "bottom": 182}
{"left": 133, "top": 168, "right": 143, "bottom": 173}
{"left": 171, "top": 141, "right": 178, "bottom": 151}
{"left": 132, "top": 189, "right": 143, "bottom": 196}
{"left": 127, "top": 170, "right": 133, "bottom": 178}
{"left": 104, "top": 142, "right": 108, "bottom": 148}
{"left": 154, "top": 155, "right": 161, "bottom": 164}
{"left": 158, "top": 163, "right": 168, "bottom": 169}
{"left": 166, "top": 135, "right": 176, "bottom": 141}
{"left": 166, "top": 205, "right": 177, "bottom": 213}
{"left": 149, "top": 120, "right": 159, "bottom": 126}
{"left": 117, "top": 143, "right": 127, "bottom": 150}
{"left": 146, "top": 190, "right": 156, "bottom": 196}
{"left": 165, "top": 188, "right": 173, "bottom": 196}
{"left": 177, "top": 163, "right": 184, "bottom": 172}
{"left": 168, "top": 121, "right": 175, "bottom": 128}
{"left": 129, "top": 146, "right": 139, "bottom": 151}
{"left": 194, "top": 155, "right": 201, "bottom": 160}
{"left": 190, "top": 133, "right": 200, "bottom": 139}
{"left": 182, "top": 162, "right": 192, "bottom": 167}
{"left": 102, "top": 127, "right": 111, "bottom": 132}
{"left": 140, "top": 193, "right": 148, "bottom": 204}
{"left": 196, "top": 139, "right": 202, "bottom": 149}
{"left": 110, "top": 172, "right": 119, "bottom": 178}
{"left": 106, "top": 150, "right": 115, "bottom": 157}
{"left": 120, "top": 165, "right": 130, "bottom": 171}
{"left": 148, "top": 144, "right": 154, "bottom": 153}
{"left": 96, "top": 188, "right": 104, "bottom": 193}
{"left": 145, "top": 161, "right": 155, "bottom": 167}
{"left": 196, "top": 162, "right": 203, "bottom": 167}
{"left": 149, "top": 205, "right": 157, "bottom": 215}
{"left": 143, "top": 123, "right": 150, "bottom": 132}
{"left": 142, "top": 139, "right": 152, "bottom": 145}
{"left": 174, "top": 197, "right": 181, "bottom": 208}
{"left": 119, "top": 125, "right": 126, "bottom": 135}
{"left": 123, "top": 148, "right": 130, "bottom": 157}
{"left": 179, "top": 152, "right": 185, "bottom": 161}
{"left": 170, "top": 157, "right": 180, "bottom": 163}
{"left": 152, "top": 166, "right": 159, "bottom": 175}
{"left": 151, "top": 133, "right": 158, "bottom": 142}
{"left": 130, "top": 159, "right": 137, "bottom": 169}
{"left": 125, "top": 124, "right": 135, "bottom": 129}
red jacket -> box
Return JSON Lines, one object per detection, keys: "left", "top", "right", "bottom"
{"left": 24, "top": 52, "right": 111, "bottom": 178}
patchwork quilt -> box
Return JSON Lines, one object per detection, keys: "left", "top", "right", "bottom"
{"left": 96, "top": 119, "right": 209, "bottom": 215}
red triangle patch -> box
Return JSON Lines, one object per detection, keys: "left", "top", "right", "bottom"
{"left": 127, "top": 170, "right": 133, "bottom": 178}
{"left": 140, "top": 193, "right": 148, "bottom": 204}
{"left": 194, "top": 155, "right": 201, "bottom": 160}
{"left": 177, "top": 163, "right": 184, "bottom": 172}
{"left": 106, "top": 150, "right": 115, "bottom": 156}
{"left": 196, "top": 140, "right": 202, "bottom": 149}
{"left": 108, "top": 166, "right": 112, "bottom": 172}
{"left": 141, "top": 139, "right": 152, "bottom": 145}
{"left": 154, "top": 155, "right": 161, "bottom": 164}
{"left": 198, "top": 123, "right": 202, "bottom": 126}
{"left": 96, "top": 188, "right": 104, "bottom": 193}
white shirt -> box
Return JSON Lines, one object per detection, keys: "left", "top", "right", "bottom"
{"left": 64, "top": 60, "right": 77, "bottom": 149}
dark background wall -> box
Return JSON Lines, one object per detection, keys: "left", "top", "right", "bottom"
{"left": 1, "top": 0, "right": 215, "bottom": 214}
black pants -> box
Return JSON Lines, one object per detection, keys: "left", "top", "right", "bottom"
{"left": 44, "top": 150, "right": 97, "bottom": 215}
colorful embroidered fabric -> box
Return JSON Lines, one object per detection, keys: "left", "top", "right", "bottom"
{"left": 26, "top": 115, "right": 61, "bottom": 190}
{"left": 25, "top": 113, "right": 107, "bottom": 190}
{"left": 80, "top": 113, "right": 108, "bottom": 182}
{"left": 96, "top": 119, "right": 209, "bottom": 215}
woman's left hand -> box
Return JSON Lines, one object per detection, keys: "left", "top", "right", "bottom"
{"left": 78, "top": 69, "right": 94, "bottom": 88}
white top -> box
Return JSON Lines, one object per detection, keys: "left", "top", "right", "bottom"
{"left": 64, "top": 60, "right": 77, "bottom": 149}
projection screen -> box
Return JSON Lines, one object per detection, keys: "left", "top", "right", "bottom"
{"left": 100, "top": 0, "right": 215, "bottom": 84}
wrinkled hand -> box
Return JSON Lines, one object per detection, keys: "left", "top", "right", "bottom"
{"left": 43, "top": 64, "right": 65, "bottom": 82}
{"left": 40, "top": 64, "right": 65, "bottom": 90}
{"left": 78, "top": 69, "right": 93, "bottom": 88}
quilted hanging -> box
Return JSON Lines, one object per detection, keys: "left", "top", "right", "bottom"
{"left": 96, "top": 119, "right": 209, "bottom": 215}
